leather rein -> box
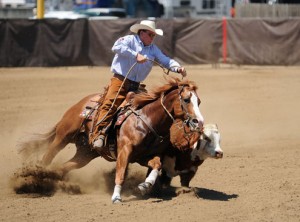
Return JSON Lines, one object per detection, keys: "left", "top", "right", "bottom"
{"left": 130, "top": 85, "right": 199, "bottom": 143}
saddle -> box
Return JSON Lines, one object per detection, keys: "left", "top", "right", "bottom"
{"left": 75, "top": 91, "right": 138, "bottom": 161}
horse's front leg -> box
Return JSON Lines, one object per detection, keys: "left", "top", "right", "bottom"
{"left": 138, "top": 156, "right": 161, "bottom": 196}
{"left": 112, "top": 144, "right": 132, "bottom": 203}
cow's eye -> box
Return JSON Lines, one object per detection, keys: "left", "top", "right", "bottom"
{"left": 204, "top": 134, "right": 211, "bottom": 143}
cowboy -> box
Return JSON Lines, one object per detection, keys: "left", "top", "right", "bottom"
{"left": 92, "top": 20, "right": 187, "bottom": 150}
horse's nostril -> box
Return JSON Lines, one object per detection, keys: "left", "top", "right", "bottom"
{"left": 192, "top": 119, "right": 198, "bottom": 124}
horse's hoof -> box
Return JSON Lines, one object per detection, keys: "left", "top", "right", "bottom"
{"left": 112, "top": 196, "right": 122, "bottom": 204}
{"left": 138, "top": 182, "right": 152, "bottom": 196}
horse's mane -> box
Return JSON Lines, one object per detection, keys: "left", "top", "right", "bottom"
{"left": 132, "top": 76, "right": 198, "bottom": 108}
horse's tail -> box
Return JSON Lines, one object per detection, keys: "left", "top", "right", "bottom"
{"left": 18, "top": 126, "right": 57, "bottom": 163}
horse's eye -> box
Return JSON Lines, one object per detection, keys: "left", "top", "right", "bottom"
{"left": 183, "top": 98, "right": 190, "bottom": 103}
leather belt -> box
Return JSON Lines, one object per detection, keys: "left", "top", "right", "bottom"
{"left": 113, "top": 73, "right": 140, "bottom": 92}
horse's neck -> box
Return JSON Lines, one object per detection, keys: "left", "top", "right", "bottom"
{"left": 139, "top": 91, "right": 178, "bottom": 133}
{"left": 160, "top": 89, "right": 179, "bottom": 112}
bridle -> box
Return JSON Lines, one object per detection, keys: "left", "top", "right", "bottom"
{"left": 161, "top": 85, "right": 201, "bottom": 133}
{"left": 93, "top": 59, "right": 201, "bottom": 144}
{"left": 130, "top": 84, "right": 200, "bottom": 144}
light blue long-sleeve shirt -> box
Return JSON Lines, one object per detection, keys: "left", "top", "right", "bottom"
{"left": 111, "top": 34, "right": 181, "bottom": 83}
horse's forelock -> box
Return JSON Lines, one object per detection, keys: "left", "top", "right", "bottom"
{"left": 178, "top": 79, "right": 198, "bottom": 91}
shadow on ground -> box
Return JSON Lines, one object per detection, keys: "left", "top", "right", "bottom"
{"left": 193, "top": 187, "right": 238, "bottom": 201}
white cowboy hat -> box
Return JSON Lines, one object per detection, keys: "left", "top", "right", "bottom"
{"left": 130, "top": 20, "right": 163, "bottom": 36}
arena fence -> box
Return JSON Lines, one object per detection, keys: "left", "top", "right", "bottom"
{"left": 236, "top": 3, "right": 300, "bottom": 18}
{"left": 0, "top": 18, "right": 299, "bottom": 67}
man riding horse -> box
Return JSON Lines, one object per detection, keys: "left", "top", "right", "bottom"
{"left": 17, "top": 20, "right": 205, "bottom": 203}
{"left": 91, "top": 20, "right": 187, "bottom": 151}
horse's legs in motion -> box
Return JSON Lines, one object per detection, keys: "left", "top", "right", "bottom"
{"left": 59, "top": 147, "right": 99, "bottom": 178}
{"left": 138, "top": 156, "right": 161, "bottom": 195}
{"left": 111, "top": 143, "right": 132, "bottom": 203}
{"left": 111, "top": 155, "right": 161, "bottom": 201}
{"left": 41, "top": 117, "right": 80, "bottom": 166}
{"left": 41, "top": 135, "right": 68, "bottom": 166}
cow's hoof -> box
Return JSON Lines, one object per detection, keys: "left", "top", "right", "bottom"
{"left": 176, "top": 186, "right": 192, "bottom": 196}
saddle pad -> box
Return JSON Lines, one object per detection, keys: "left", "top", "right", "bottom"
{"left": 79, "top": 107, "right": 94, "bottom": 120}
{"left": 115, "top": 110, "right": 132, "bottom": 126}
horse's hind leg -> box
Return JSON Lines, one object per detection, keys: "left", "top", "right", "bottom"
{"left": 41, "top": 114, "right": 80, "bottom": 166}
{"left": 59, "top": 147, "right": 98, "bottom": 178}
{"left": 41, "top": 136, "right": 68, "bottom": 166}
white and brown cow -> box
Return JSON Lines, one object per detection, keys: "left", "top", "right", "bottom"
{"left": 159, "top": 123, "right": 223, "bottom": 194}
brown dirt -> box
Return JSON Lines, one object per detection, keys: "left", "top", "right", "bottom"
{"left": 0, "top": 65, "right": 299, "bottom": 222}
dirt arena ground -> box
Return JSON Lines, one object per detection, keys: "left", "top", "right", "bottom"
{"left": 0, "top": 65, "right": 299, "bottom": 222}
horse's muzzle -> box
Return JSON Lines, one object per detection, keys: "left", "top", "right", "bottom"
{"left": 189, "top": 118, "right": 203, "bottom": 132}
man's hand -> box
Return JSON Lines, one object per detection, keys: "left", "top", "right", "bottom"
{"left": 177, "top": 67, "right": 187, "bottom": 77}
{"left": 136, "top": 53, "right": 147, "bottom": 63}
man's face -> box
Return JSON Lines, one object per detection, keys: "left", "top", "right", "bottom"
{"left": 139, "top": 30, "right": 156, "bottom": 46}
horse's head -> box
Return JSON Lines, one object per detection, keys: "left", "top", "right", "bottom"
{"left": 191, "top": 124, "right": 223, "bottom": 161}
{"left": 131, "top": 77, "right": 204, "bottom": 133}
{"left": 174, "top": 82, "right": 204, "bottom": 132}
{"left": 170, "top": 118, "right": 201, "bottom": 151}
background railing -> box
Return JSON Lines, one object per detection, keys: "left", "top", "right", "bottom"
{"left": 0, "top": 18, "right": 300, "bottom": 67}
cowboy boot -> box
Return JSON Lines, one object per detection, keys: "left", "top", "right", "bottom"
{"left": 93, "top": 134, "right": 106, "bottom": 151}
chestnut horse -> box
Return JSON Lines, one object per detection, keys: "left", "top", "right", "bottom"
{"left": 19, "top": 77, "right": 204, "bottom": 203}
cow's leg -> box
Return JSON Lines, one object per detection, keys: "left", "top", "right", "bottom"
{"left": 176, "top": 169, "right": 197, "bottom": 195}
{"left": 138, "top": 156, "right": 161, "bottom": 196}
{"left": 160, "top": 169, "right": 172, "bottom": 188}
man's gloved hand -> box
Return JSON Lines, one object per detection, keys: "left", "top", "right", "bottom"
{"left": 136, "top": 53, "right": 147, "bottom": 63}
{"left": 177, "top": 67, "right": 187, "bottom": 77}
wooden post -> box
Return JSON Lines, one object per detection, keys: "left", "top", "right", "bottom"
{"left": 222, "top": 17, "right": 227, "bottom": 63}
{"left": 37, "top": 0, "right": 44, "bottom": 19}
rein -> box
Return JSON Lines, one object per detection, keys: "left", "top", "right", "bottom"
{"left": 129, "top": 87, "right": 192, "bottom": 143}
{"left": 160, "top": 93, "right": 175, "bottom": 122}
{"left": 94, "top": 59, "right": 181, "bottom": 129}
{"left": 129, "top": 107, "right": 165, "bottom": 142}
{"left": 161, "top": 85, "right": 201, "bottom": 134}
{"left": 94, "top": 61, "right": 139, "bottom": 128}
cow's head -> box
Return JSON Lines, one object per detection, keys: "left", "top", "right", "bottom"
{"left": 191, "top": 124, "right": 223, "bottom": 161}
